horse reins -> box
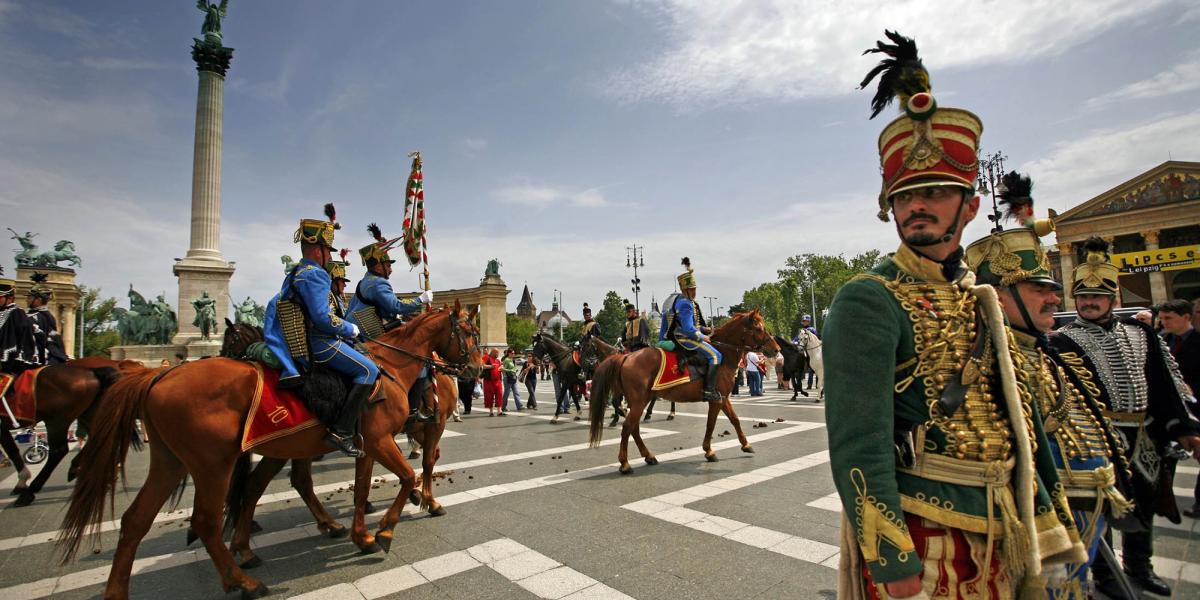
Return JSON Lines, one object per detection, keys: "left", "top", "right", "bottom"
{"left": 362, "top": 312, "right": 479, "bottom": 377}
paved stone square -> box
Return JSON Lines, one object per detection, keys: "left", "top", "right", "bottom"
{"left": 1, "top": 381, "right": 1197, "bottom": 599}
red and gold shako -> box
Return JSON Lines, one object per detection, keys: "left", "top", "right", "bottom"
{"left": 862, "top": 31, "right": 983, "bottom": 221}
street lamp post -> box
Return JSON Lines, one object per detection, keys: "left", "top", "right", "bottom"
{"left": 553, "top": 288, "right": 563, "bottom": 341}
{"left": 703, "top": 295, "right": 717, "bottom": 327}
{"left": 626, "top": 244, "right": 645, "bottom": 311}
{"left": 976, "top": 150, "right": 1008, "bottom": 233}
{"left": 717, "top": 306, "right": 725, "bottom": 327}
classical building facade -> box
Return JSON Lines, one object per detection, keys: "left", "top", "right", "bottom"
{"left": 1050, "top": 160, "right": 1200, "bottom": 310}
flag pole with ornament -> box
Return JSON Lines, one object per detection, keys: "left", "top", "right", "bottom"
{"left": 401, "top": 152, "right": 429, "bottom": 299}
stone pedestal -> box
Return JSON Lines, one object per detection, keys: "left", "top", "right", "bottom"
{"left": 172, "top": 260, "right": 235, "bottom": 345}
{"left": 14, "top": 266, "right": 80, "bottom": 358}
{"left": 476, "top": 275, "right": 510, "bottom": 349}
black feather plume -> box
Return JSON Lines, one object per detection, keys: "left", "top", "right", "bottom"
{"left": 860, "top": 30, "right": 930, "bottom": 119}
{"left": 997, "top": 171, "right": 1034, "bottom": 220}
{"left": 367, "top": 223, "right": 384, "bottom": 242}
{"left": 681, "top": 257, "right": 691, "bottom": 268}
{"left": 1082, "top": 236, "right": 1110, "bottom": 257}
{"left": 323, "top": 203, "right": 336, "bottom": 222}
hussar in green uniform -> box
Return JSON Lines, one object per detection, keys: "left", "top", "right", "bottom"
{"left": 966, "top": 173, "right": 1132, "bottom": 599}
{"left": 824, "top": 32, "right": 1085, "bottom": 599}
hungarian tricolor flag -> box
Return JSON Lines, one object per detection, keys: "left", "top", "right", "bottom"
{"left": 402, "top": 152, "right": 426, "bottom": 270}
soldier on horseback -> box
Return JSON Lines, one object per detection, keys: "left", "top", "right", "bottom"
{"left": 623, "top": 301, "right": 651, "bottom": 351}
{"left": 25, "top": 272, "right": 68, "bottom": 364}
{"left": 263, "top": 204, "right": 377, "bottom": 457}
{"left": 660, "top": 257, "right": 721, "bottom": 401}
{"left": 346, "top": 223, "right": 435, "bottom": 422}
{"left": 346, "top": 223, "right": 431, "bottom": 336}
{"left": 0, "top": 269, "right": 41, "bottom": 374}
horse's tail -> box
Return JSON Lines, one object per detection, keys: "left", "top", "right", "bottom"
{"left": 57, "top": 367, "right": 161, "bottom": 563}
{"left": 588, "top": 356, "right": 622, "bottom": 447}
{"left": 222, "top": 452, "right": 254, "bottom": 537}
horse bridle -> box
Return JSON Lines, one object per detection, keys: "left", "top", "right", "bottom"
{"left": 533, "top": 334, "right": 574, "bottom": 371}
{"left": 364, "top": 310, "right": 480, "bottom": 376}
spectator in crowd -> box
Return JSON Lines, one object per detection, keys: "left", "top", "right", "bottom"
{"left": 521, "top": 352, "right": 539, "bottom": 409}
{"left": 745, "top": 350, "right": 763, "bottom": 396}
{"left": 174, "top": 353, "right": 186, "bottom": 366}
{"left": 1160, "top": 299, "right": 1200, "bottom": 518}
{"left": 501, "top": 348, "right": 523, "bottom": 411}
{"left": 732, "top": 354, "right": 746, "bottom": 396}
{"left": 481, "top": 348, "right": 504, "bottom": 416}
{"left": 159, "top": 359, "right": 171, "bottom": 367}
{"left": 457, "top": 373, "right": 476, "bottom": 416}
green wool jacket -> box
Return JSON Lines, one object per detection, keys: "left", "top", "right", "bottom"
{"left": 824, "top": 245, "right": 1081, "bottom": 584}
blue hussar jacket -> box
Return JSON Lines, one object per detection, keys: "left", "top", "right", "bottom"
{"left": 660, "top": 296, "right": 703, "bottom": 342}
{"left": 264, "top": 259, "right": 357, "bottom": 379}
{"left": 345, "top": 273, "right": 423, "bottom": 325}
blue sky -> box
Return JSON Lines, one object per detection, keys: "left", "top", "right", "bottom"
{"left": 4, "top": 0, "right": 1200, "bottom": 319}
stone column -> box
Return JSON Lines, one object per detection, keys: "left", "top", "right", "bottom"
{"left": 477, "top": 274, "right": 511, "bottom": 349}
{"left": 1057, "top": 242, "right": 1076, "bottom": 310}
{"left": 1144, "top": 230, "right": 1169, "bottom": 305}
{"left": 174, "top": 38, "right": 236, "bottom": 346}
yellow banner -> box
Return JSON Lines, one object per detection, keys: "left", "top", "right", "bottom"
{"left": 1111, "top": 244, "right": 1200, "bottom": 274}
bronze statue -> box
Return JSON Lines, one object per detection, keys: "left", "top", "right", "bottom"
{"left": 192, "top": 290, "right": 218, "bottom": 341}
{"left": 485, "top": 258, "right": 502, "bottom": 278}
{"left": 197, "top": 0, "right": 230, "bottom": 43}
{"left": 8, "top": 229, "right": 81, "bottom": 269}
{"left": 234, "top": 296, "right": 264, "bottom": 328}
{"left": 281, "top": 254, "right": 298, "bottom": 274}
{"left": 116, "top": 286, "right": 177, "bottom": 345}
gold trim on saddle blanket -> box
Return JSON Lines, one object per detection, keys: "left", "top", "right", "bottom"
{"left": 651, "top": 348, "right": 692, "bottom": 391}
{"left": 239, "top": 362, "right": 321, "bottom": 452}
{"left": 0, "top": 367, "right": 44, "bottom": 426}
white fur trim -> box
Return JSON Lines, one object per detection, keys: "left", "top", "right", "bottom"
{"left": 971, "top": 283, "right": 1041, "bottom": 577}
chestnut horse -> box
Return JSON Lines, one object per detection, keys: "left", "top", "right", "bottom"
{"left": 0, "top": 357, "right": 141, "bottom": 506}
{"left": 218, "top": 319, "right": 464, "bottom": 568}
{"left": 57, "top": 304, "right": 481, "bottom": 600}
{"left": 588, "top": 310, "right": 778, "bottom": 474}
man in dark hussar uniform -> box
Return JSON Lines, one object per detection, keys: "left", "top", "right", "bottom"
{"left": 1049, "top": 236, "right": 1200, "bottom": 598}
{"left": 0, "top": 269, "right": 41, "bottom": 374}
{"left": 25, "top": 272, "right": 68, "bottom": 364}
{"left": 622, "top": 301, "right": 651, "bottom": 351}
{"left": 263, "top": 204, "right": 377, "bottom": 457}
{"left": 345, "top": 223, "right": 430, "bottom": 337}
{"left": 824, "top": 32, "right": 1084, "bottom": 599}
{"left": 967, "top": 173, "right": 1132, "bottom": 598}
{"left": 659, "top": 257, "right": 721, "bottom": 402}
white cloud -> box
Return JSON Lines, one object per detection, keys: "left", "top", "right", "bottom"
{"left": 463, "top": 137, "right": 489, "bottom": 152}
{"left": 493, "top": 182, "right": 615, "bottom": 208}
{"left": 80, "top": 57, "right": 173, "bottom": 71}
{"left": 1021, "top": 112, "right": 1200, "bottom": 214}
{"left": 1085, "top": 53, "right": 1200, "bottom": 109}
{"left": 605, "top": 0, "right": 1177, "bottom": 109}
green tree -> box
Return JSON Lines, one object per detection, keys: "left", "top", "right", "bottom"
{"left": 593, "top": 291, "right": 626, "bottom": 344}
{"left": 506, "top": 313, "right": 538, "bottom": 352}
{"left": 77, "top": 285, "right": 123, "bottom": 357}
{"left": 776, "top": 250, "right": 883, "bottom": 335}
{"left": 560, "top": 321, "right": 582, "bottom": 345}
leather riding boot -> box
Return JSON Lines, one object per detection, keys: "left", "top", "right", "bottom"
{"left": 702, "top": 367, "right": 721, "bottom": 402}
{"left": 411, "top": 377, "right": 435, "bottom": 423}
{"left": 325, "top": 383, "right": 372, "bottom": 458}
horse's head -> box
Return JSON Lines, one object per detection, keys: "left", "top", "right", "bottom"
{"left": 395, "top": 299, "right": 482, "bottom": 376}
{"left": 220, "top": 318, "right": 262, "bottom": 358}
{"left": 717, "top": 310, "right": 779, "bottom": 353}
{"left": 55, "top": 240, "right": 74, "bottom": 252}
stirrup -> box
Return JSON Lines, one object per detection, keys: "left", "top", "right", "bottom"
{"left": 703, "top": 389, "right": 721, "bottom": 402}
{"left": 324, "top": 431, "right": 364, "bottom": 458}
{"left": 413, "top": 408, "right": 435, "bottom": 423}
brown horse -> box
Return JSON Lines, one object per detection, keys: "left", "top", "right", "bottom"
{"left": 588, "top": 310, "right": 778, "bottom": 474}
{"left": 0, "top": 357, "right": 141, "bottom": 506}
{"left": 219, "top": 319, "right": 463, "bottom": 568}
{"left": 57, "top": 304, "right": 481, "bottom": 600}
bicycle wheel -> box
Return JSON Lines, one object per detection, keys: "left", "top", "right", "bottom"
{"left": 23, "top": 443, "right": 48, "bottom": 464}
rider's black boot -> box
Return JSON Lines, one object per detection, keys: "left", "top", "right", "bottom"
{"left": 702, "top": 367, "right": 721, "bottom": 402}
{"left": 410, "top": 377, "right": 435, "bottom": 423}
{"left": 325, "top": 383, "right": 371, "bottom": 458}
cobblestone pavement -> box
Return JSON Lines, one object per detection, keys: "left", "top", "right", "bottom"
{"left": 0, "top": 378, "right": 1196, "bottom": 599}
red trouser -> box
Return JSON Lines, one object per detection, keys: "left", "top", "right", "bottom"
{"left": 865, "top": 514, "right": 1010, "bottom": 599}
{"left": 483, "top": 379, "right": 502, "bottom": 409}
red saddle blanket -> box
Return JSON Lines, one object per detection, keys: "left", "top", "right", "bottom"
{"left": 241, "top": 363, "right": 321, "bottom": 452}
{"left": 0, "top": 368, "right": 42, "bottom": 427}
{"left": 651, "top": 348, "right": 694, "bottom": 391}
